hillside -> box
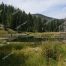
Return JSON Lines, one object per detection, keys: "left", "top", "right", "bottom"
{"left": 33, "top": 14, "right": 65, "bottom": 31}
{"left": 32, "top": 14, "right": 53, "bottom": 20}
{"left": 33, "top": 13, "right": 65, "bottom": 23}
{"left": 0, "top": 3, "right": 65, "bottom": 32}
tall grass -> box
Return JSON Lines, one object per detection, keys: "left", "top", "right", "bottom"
{"left": 0, "top": 41, "right": 66, "bottom": 66}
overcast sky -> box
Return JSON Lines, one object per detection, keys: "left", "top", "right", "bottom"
{"left": 0, "top": 0, "right": 66, "bottom": 19}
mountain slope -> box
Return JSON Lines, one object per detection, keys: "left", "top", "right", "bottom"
{"left": 0, "top": 3, "right": 65, "bottom": 32}
{"left": 32, "top": 14, "right": 52, "bottom": 20}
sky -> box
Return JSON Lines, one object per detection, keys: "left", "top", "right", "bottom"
{"left": 0, "top": 0, "right": 66, "bottom": 19}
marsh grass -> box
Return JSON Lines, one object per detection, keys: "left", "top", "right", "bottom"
{"left": 0, "top": 41, "right": 66, "bottom": 66}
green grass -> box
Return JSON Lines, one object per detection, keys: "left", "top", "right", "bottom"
{"left": 0, "top": 30, "right": 66, "bottom": 66}
{"left": 0, "top": 41, "right": 66, "bottom": 66}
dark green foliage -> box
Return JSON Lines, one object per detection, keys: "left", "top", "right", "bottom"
{"left": 0, "top": 3, "right": 64, "bottom": 32}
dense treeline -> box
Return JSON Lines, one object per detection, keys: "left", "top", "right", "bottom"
{"left": 0, "top": 3, "right": 64, "bottom": 32}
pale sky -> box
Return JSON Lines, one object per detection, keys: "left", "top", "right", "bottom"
{"left": 0, "top": 0, "right": 66, "bottom": 19}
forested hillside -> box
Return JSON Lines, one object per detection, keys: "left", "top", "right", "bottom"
{"left": 0, "top": 3, "right": 65, "bottom": 32}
